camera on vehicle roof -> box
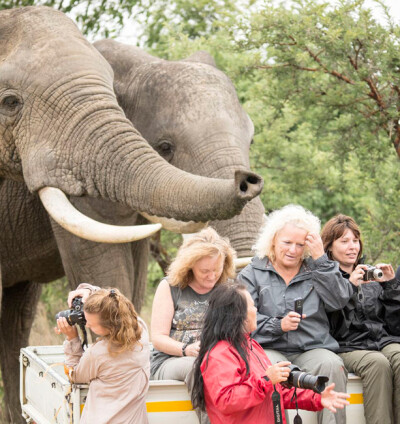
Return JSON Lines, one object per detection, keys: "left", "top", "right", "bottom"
{"left": 55, "top": 297, "right": 86, "bottom": 326}
{"left": 281, "top": 364, "right": 329, "bottom": 394}
{"left": 362, "top": 265, "right": 383, "bottom": 281}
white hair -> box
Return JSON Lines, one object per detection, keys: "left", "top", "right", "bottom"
{"left": 253, "top": 204, "right": 321, "bottom": 260}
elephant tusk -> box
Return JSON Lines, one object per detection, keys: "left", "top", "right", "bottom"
{"left": 38, "top": 187, "right": 162, "bottom": 243}
{"left": 234, "top": 257, "right": 252, "bottom": 269}
{"left": 140, "top": 212, "right": 208, "bottom": 234}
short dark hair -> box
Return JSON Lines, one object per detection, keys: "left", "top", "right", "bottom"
{"left": 321, "top": 214, "right": 363, "bottom": 265}
{"left": 191, "top": 282, "right": 250, "bottom": 411}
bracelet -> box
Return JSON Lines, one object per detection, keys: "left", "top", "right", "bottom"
{"left": 182, "top": 341, "right": 189, "bottom": 357}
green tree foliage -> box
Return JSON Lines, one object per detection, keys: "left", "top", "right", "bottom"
{"left": 234, "top": 0, "right": 400, "bottom": 157}
{"left": 0, "top": 0, "right": 138, "bottom": 37}
{"left": 136, "top": 0, "right": 238, "bottom": 49}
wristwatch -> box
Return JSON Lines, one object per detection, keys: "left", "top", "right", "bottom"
{"left": 182, "top": 341, "right": 189, "bottom": 357}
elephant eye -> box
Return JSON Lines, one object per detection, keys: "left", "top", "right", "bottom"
{"left": 0, "top": 94, "right": 23, "bottom": 115}
{"left": 155, "top": 139, "right": 174, "bottom": 162}
{"left": 2, "top": 95, "right": 20, "bottom": 109}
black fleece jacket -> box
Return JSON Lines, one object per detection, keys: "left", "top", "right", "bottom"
{"left": 328, "top": 269, "right": 400, "bottom": 352}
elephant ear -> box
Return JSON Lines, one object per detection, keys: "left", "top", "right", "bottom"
{"left": 182, "top": 51, "right": 217, "bottom": 68}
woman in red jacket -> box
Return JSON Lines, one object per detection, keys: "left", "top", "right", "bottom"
{"left": 191, "top": 283, "right": 349, "bottom": 424}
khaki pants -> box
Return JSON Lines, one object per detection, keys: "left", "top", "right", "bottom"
{"left": 152, "top": 356, "right": 210, "bottom": 424}
{"left": 264, "top": 348, "right": 347, "bottom": 424}
{"left": 339, "top": 343, "right": 400, "bottom": 424}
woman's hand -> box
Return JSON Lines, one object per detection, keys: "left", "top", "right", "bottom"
{"left": 281, "top": 311, "right": 306, "bottom": 332}
{"left": 376, "top": 263, "right": 395, "bottom": 282}
{"left": 68, "top": 288, "right": 91, "bottom": 307}
{"left": 349, "top": 265, "right": 368, "bottom": 286}
{"left": 320, "top": 383, "right": 350, "bottom": 412}
{"left": 305, "top": 233, "right": 325, "bottom": 260}
{"left": 265, "top": 361, "right": 291, "bottom": 385}
{"left": 184, "top": 340, "right": 200, "bottom": 357}
{"left": 54, "top": 317, "right": 78, "bottom": 341}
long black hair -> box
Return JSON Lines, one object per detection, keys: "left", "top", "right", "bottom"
{"left": 191, "top": 282, "right": 251, "bottom": 411}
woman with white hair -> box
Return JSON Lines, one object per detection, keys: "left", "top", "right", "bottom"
{"left": 238, "top": 204, "right": 352, "bottom": 424}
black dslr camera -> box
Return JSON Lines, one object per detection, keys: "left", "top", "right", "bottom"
{"left": 281, "top": 364, "right": 329, "bottom": 394}
{"left": 362, "top": 265, "right": 383, "bottom": 281}
{"left": 55, "top": 297, "right": 87, "bottom": 326}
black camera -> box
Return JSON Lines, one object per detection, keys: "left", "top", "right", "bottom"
{"left": 363, "top": 265, "right": 383, "bottom": 281}
{"left": 55, "top": 297, "right": 86, "bottom": 326}
{"left": 281, "top": 364, "right": 329, "bottom": 394}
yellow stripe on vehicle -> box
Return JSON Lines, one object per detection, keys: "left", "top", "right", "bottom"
{"left": 146, "top": 400, "right": 193, "bottom": 413}
{"left": 82, "top": 393, "right": 364, "bottom": 415}
{"left": 349, "top": 393, "right": 364, "bottom": 404}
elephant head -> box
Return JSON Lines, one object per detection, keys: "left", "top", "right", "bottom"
{"left": 94, "top": 39, "right": 266, "bottom": 259}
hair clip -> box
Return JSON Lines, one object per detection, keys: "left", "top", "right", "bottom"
{"left": 109, "top": 289, "right": 117, "bottom": 298}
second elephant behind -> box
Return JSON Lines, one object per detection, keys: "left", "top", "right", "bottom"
{"left": 94, "top": 39, "right": 265, "bottom": 256}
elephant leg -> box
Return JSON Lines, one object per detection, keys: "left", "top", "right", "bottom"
{"left": 0, "top": 281, "right": 42, "bottom": 424}
{"left": 130, "top": 215, "right": 151, "bottom": 312}
{"left": 51, "top": 220, "right": 135, "bottom": 297}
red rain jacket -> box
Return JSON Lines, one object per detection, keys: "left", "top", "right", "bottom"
{"left": 201, "top": 336, "right": 323, "bottom": 424}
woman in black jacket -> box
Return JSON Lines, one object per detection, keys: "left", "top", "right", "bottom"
{"left": 321, "top": 214, "right": 400, "bottom": 424}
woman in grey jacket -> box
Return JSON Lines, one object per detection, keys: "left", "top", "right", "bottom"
{"left": 238, "top": 204, "right": 353, "bottom": 424}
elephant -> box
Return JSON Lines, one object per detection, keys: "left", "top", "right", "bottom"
{"left": 92, "top": 39, "right": 266, "bottom": 262}
{"left": 0, "top": 7, "right": 263, "bottom": 422}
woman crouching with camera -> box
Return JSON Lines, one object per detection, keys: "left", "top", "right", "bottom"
{"left": 55, "top": 287, "right": 149, "bottom": 424}
{"left": 321, "top": 215, "right": 400, "bottom": 424}
{"left": 191, "top": 283, "right": 349, "bottom": 424}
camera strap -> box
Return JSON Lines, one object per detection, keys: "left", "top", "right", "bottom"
{"left": 79, "top": 324, "right": 88, "bottom": 350}
{"left": 272, "top": 386, "right": 283, "bottom": 424}
{"left": 272, "top": 385, "right": 303, "bottom": 424}
{"left": 291, "top": 388, "right": 302, "bottom": 424}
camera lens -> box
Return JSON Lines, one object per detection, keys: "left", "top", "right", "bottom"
{"left": 283, "top": 365, "right": 329, "bottom": 394}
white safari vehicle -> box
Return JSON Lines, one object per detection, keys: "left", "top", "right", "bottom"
{"left": 20, "top": 345, "right": 365, "bottom": 424}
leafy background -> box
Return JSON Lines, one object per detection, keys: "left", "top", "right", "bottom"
{"left": 1, "top": 0, "right": 400, "bottom": 420}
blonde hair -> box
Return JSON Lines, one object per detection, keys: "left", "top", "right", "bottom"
{"left": 254, "top": 204, "right": 321, "bottom": 260}
{"left": 167, "top": 227, "right": 236, "bottom": 289}
{"left": 84, "top": 288, "right": 142, "bottom": 355}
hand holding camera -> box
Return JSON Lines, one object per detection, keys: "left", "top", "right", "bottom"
{"left": 55, "top": 316, "right": 78, "bottom": 341}
{"left": 67, "top": 287, "right": 92, "bottom": 307}
{"left": 265, "top": 361, "right": 292, "bottom": 385}
{"left": 54, "top": 296, "right": 88, "bottom": 346}
{"left": 350, "top": 263, "right": 393, "bottom": 286}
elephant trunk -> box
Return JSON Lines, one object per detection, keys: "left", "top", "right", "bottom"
{"left": 105, "top": 140, "right": 262, "bottom": 222}
{"left": 26, "top": 108, "right": 263, "bottom": 223}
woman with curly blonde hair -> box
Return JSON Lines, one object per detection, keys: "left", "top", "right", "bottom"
{"left": 150, "top": 227, "right": 235, "bottom": 423}
{"left": 56, "top": 287, "right": 149, "bottom": 424}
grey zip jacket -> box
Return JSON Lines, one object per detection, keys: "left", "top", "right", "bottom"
{"left": 238, "top": 254, "right": 353, "bottom": 353}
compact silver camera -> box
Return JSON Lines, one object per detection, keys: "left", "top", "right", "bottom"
{"left": 362, "top": 265, "right": 383, "bottom": 281}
